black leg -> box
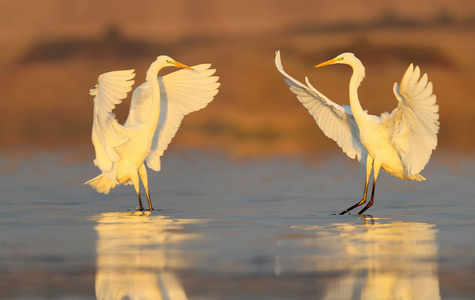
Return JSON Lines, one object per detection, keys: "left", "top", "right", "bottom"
{"left": 138, "top": 164, "right": 157, "bottom": 212}
{"left": 137, "top": 192, "right": 144, "bottom": 211}
{"left": 358, "top": 178, "right": 376, "bottom": 215}
{"left": 146, "top": 191, "right": 154, "bottom": 211}
{"left": 338, "top": 178, "right": 369, "bottom": 215}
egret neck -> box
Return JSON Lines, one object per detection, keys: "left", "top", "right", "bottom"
{"left": 347, "top": 59, "right": 368, "bottom": 126}
{"left": 143, "top": 60, "right": 165, "bottom": 134}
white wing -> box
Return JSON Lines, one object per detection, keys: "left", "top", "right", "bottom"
{"left": 384, "top": 64, "right": 439, "bottom": 176}
{"left": 90, "top": 69, "right": 135, "bottom": 172}
{"left": 145, "top": 64, "right": 220, "bottom": 171}
{"left": 275, "top": 51, "right": 366, "bottom": 162}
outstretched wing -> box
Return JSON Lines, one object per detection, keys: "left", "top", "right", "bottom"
{"left": 384, "top": 64, "right": 439, "bottom": 176}
{"left": 275, "top": 51, "right": 366, "bottom": 162}
{"left": 145, "top": 64, "right": 220, "bottom": 171}
{"left": 90, "top": 69, "right": 135, "bottom": 172}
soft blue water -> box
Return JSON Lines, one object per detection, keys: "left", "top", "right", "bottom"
{"left": 0, "top": 149, "right": 474, "bottom": 299}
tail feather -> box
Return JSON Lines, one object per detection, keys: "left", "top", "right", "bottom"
{"left": 85, "top": 174, "right": 118, "bottom": 194}
{"left": 409, "top": 173, "right": 426, "bottom": 181}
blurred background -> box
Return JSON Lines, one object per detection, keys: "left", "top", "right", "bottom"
{"left": 1, "top": 2, "right": 475, "bottom": 298}
{"left": 0, "top": 0, "right": 474, "bottom": 158}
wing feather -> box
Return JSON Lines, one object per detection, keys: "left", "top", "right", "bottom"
{"left": 90, "top": 69, "right": 134, "bottom": 173}
{"left": 275, "top": 51, "right": 366, "bottom": 162}
{"left": 384, "top": 64, "right": 439, "bottom": 176}
{"left": 145, "top": 64, "right": 220, "bottom": 171}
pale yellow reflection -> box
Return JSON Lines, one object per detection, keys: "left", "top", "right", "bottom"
{"left": 294, "top": 218, "right": 440, "bottom": 300}
{"left": 93, "top": 212, "right": 207, "bottom": 300}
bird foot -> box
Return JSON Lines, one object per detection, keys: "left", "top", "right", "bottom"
{"left": 147, "top": 207, "right": 162, "bottom": 212}
{"left": 332, "top": 211, "right": 351, "bottom": 215}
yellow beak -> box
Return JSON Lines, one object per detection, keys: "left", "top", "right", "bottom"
{"left": 171, "top": 60, "right": 194, "bottom": 70}
{"left": 315, "top": 57, "right": 340, "bottom": 68}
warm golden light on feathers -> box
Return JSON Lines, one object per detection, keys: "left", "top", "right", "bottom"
{"left": 275, "top": 50, "right": 439, "bottom": 215}
{"left": 85, "top": 55, "right": 220, "bottom": 211}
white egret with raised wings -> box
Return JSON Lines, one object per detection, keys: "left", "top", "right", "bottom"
{"left": 275, "top": 51, "right": 439, "bottom": 215}
{"left": 85, "top": 56, "right": 220, "bottom": 211}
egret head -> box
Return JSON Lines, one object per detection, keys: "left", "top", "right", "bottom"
{"left": 315, "top": 52, "right": 359, "bottom": 68}
{"left": 156, "top": 55, "right": 194, "bottom": 70}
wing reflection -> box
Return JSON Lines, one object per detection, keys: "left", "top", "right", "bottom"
{"left": 293, "top": 218, "right": 441, "bottom": 300}
{"left": 93, "top": 212, "right": 206, "bottom": 300}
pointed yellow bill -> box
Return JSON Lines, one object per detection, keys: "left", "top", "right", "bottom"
{"left": 171, "top": 60, "right": 194, "bottom": 70}
{"left": 315, "top": 57, "right": 341, "bottom": 68}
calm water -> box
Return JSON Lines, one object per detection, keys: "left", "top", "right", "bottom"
{"left": 0, "top": 149, "right": 474, "bottom": 299}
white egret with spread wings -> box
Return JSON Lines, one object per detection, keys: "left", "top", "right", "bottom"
{"left": 275, "top": 51, "right": 439, "bottom": 215}
{"left": 85, "top": 56, "right": 220, "bottom": 211}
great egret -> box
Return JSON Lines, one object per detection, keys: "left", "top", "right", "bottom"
{"left": 275, "top": 51, "right": 439, "bottom": 215}
{"left": 85, "top": 56, "right": 220, "bottom": 211}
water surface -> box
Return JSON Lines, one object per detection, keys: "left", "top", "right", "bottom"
{"left": 0, "top": 150, "right": 474, "bottom": 299}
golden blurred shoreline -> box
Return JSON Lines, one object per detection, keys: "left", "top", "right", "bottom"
{"left": 0, "top": 1, "right": 474, "bottom": 157}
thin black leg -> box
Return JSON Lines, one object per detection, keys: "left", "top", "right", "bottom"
{"left": 137, "top": 192, "right": 144, "bottom": 211}
{"left": 358, "top": 178, "right": 376, "bottom": 215}
{"left": 146, "top": 192, "right": 154, "bottom": 211}
{"left": 338, "top": 179, "right": 369, "bottom": 215}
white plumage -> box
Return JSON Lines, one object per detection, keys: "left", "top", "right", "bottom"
{"left": 275, "top": 51, "right": 439, "bottom": 214}
{"left": 86, "top": 56, "right": 220, "bottom": 211}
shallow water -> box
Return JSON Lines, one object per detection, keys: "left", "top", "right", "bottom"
{"left": 0, "top": 150, "right": 474, "bottom": 299}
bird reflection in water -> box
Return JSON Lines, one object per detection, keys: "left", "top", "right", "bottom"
{"left": 93, "top": 212, "right": 206, "bottom": 300}
{"left": 292, "top": 216, "right": 441, "bottom": 300}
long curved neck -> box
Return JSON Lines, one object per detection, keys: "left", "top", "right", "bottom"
{"left": 143, "top": 60, "right": 165, "bottom": 129}
{"left": 146, "top": 60, "right": 164, "bottom": 82}
{"left": 348, "top": 61, "right": 367, "bottom": 124}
